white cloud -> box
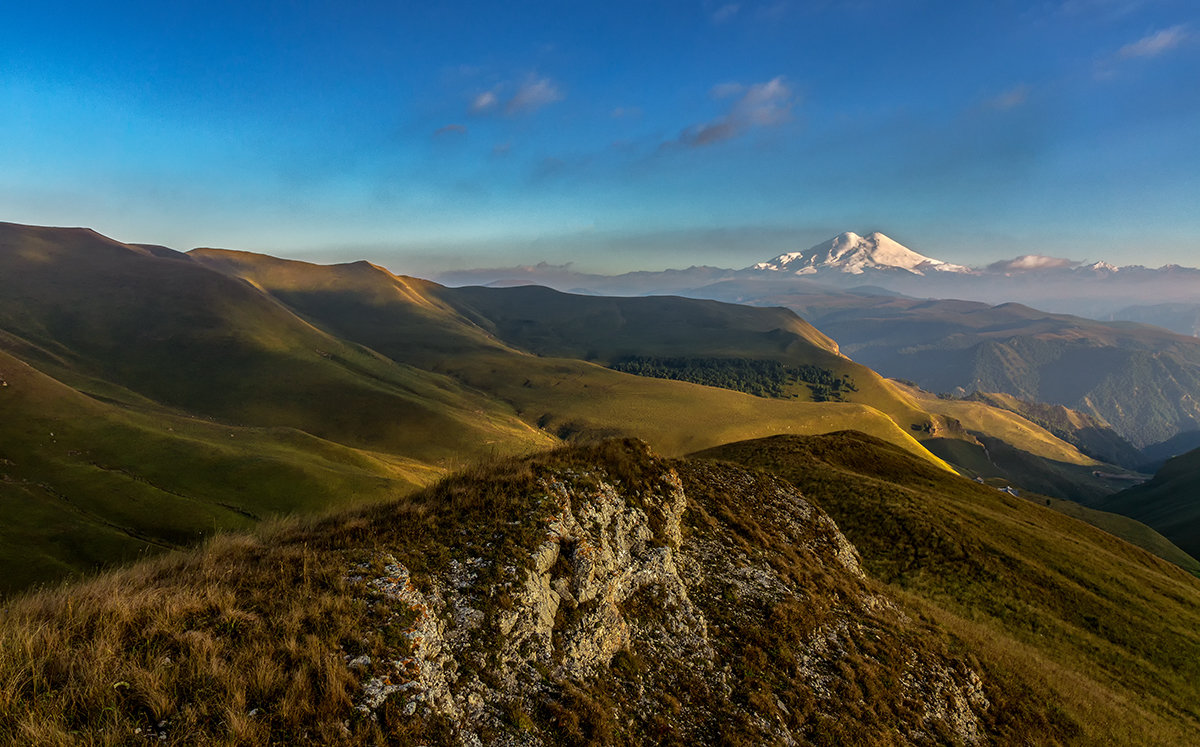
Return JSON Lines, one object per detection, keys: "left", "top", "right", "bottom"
{"left": 671, "top": 77, "right": 796, "bottom": 148}
{"left": 1118, "top": 25, "right": 1189, "bottom": 59}
{"left": 470, "top": 91, "right": 498, "bottom": 114}
{"left": 469, "top": 76, "right": 564, "bottom": 117}
{"left": 506, "top": 77, "right": 564, "bottom": 114}
{"left": 987, "top": 255, "right": 1079, "bottom": 273}
{"left": 434, "top": 124, "right": 467, "bottom": 136}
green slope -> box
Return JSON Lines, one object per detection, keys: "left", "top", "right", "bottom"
{"left": 0, "top": 223, "right": 549, "bottom": 462}
{"left": 189, "top": 247, "right": 958, "bottom": 465}
{"left": 1102, "top": 447, "right": 1200, "bottom": 560}
{"left": 692, "top": 432, "right": 1200, "bottom": 744}
{"left": 963, "top": 391, "right": 1144, "bottom": 468}
{"left": 0, "top": 346, "right": 441, "bottom": 594}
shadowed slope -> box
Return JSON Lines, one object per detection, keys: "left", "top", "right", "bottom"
{"left": 1103, "top": 447, "right": 1200, "bottom": 560}
{"left": 723, "top": 286, "right": 1200, "bottom": 448}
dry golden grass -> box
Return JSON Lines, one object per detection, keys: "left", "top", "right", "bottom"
{"left": 0, "top": 531, "right": 372, "bottom": 745}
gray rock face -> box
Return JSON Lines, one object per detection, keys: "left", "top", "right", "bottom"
{"left": 346, "top": 443, "right": 991, "bottom": 744}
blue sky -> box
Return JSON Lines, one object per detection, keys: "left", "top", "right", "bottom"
{"left": 2, "top": 1, "right": 1198, "bottom": 273}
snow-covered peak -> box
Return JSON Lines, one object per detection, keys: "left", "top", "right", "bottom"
{"left": 752, "top": 232, "right": 971, "bottom": 276}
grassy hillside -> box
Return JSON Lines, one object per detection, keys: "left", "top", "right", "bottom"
{"left": 693, "top": 432, "right": 1200, "bottom": 744}
{"left": 0, "top": 223, "right": 556, "bottom": 593}
{"left": 438, "top": 284, "right": 941, "bottom": 436}
{"left": 884, "top": 380, "right": 1144, "bottom": 502}
{"left": 189, "top": 247, "right": 956, "bottom": 464}
{"left": 0, "top": 439, "right": 1153, "bottom": 744}
{"left": 693, "top": 281, "right": 1200, "bottom": 448}
{"left": 963, "top": 391, "right": 1144, "bottom": 468}
{"left": 1039, "top": 495, "right": 1200, "bottom": 576}
{"left": 0, "top": 223, "right": 1144, "bottom": 598}
{"left": 0, "top": 223, "right": 547, "bottom": 462}
{"left": 1102, "top": 447, "right": 1200, "bottom": 561}
{"left": 0, "top": 346, "right": 445, "bottom": 594}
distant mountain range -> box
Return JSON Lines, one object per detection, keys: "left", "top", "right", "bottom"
{"left": 437, "top": 231, "right": 1200, "bottom": 329}
{"left": 435, "top": 232, "right": 1200, "bottom": 454}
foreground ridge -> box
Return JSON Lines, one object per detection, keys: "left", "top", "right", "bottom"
{"left": 1, "top": 440, "right": 996, "bottom": 744}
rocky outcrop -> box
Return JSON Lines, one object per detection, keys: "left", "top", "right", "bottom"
{"left": 344, "top": 440, "right": 992, "bottom": 744}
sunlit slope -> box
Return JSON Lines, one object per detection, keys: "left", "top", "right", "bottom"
{"left": 449, "top": 349, "right": 952, "bottom": 464}
{"left": 885, "top": 379, "right": 1147, "bottom": 502}
{"left": 1103, "top": 447, "right": 1200, "bottom": 560}
{"left": 438, "top": 284, "right": 940, "bottom": 435}
{"left": 694, "top": 432, "right": 1200, "bottom": 744}
{"left": 963, "top": 391, "right": 1143, "bottom": 468}
{"left": 189, "top": 250, "right": 953, "bottom": 466}
{"left": 0, "top": 223, "right": 548, "bottom": 462}
{"left": 0, "top": 346, "right": 439, "bottom": 594}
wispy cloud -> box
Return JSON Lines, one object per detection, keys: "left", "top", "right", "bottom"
{"left": 987, "top": 255, "right": 1079, "bottom": 273}
{"left": 1117, "top": 24, "right": 1189, "bottom": 59}
{"left": 667, "top": 77, "right": 796, "bottom": 148}
{"left": 983, "top": 84, "right": 1030, "bottom": 111}
{"left": 470, "top": 91, "right": 498, "bottom": 114}
{"left": 1094, "top": 24, "right": 1190, "bottom": 79}
{"left": 611, "top": 106, "right": 642, "bottom": 119}
{"left": 434, "top": 123, "right": 467, "bottom": 136}
{"left": 506, "top": 76, "right": 564, "bottom": 114}
{"left": 469, "top": 76, "right": 564, "bottom": 117}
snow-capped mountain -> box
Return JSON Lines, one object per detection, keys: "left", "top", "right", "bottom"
{"left": 751, "top": 232, "right": 971, "bottom": 276}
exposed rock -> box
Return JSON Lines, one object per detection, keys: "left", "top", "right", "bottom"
{"left": 345, "top": 440, "right": 991, "bottom": 744}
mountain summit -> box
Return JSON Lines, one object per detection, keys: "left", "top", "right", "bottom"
{"left": 752, "top": 231, "right": 971, "bottom": 275}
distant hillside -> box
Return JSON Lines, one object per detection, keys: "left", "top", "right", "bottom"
{"left": 1102, "top": 447, "right": 1200, "bottom": 561}
{"left": 703, "top": 287, "right": 1200, "bottom": 449}
{"left": 189, "top": 247, "right": 951, "bottom": 460}
{"left": 198, "top": 246, "right": 1147, "bottom": 500}
{"left": 437, "top": 258, "right": 1200, "bottom": 452}
{"left": 961, "top": 391, "right": 1143, "bottom": 468}
{"left": 0, "top": 223, "right": 964, "bottom": 592}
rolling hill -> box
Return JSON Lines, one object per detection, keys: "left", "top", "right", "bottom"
{"left": 0, "top": 223, "right": 966, "bottom": 592}
{"left": 0, "top": 221, "right": 1160, "bottom": 596}
{"left": 1, "top": 437, "right": 1197, "bottom": 743}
